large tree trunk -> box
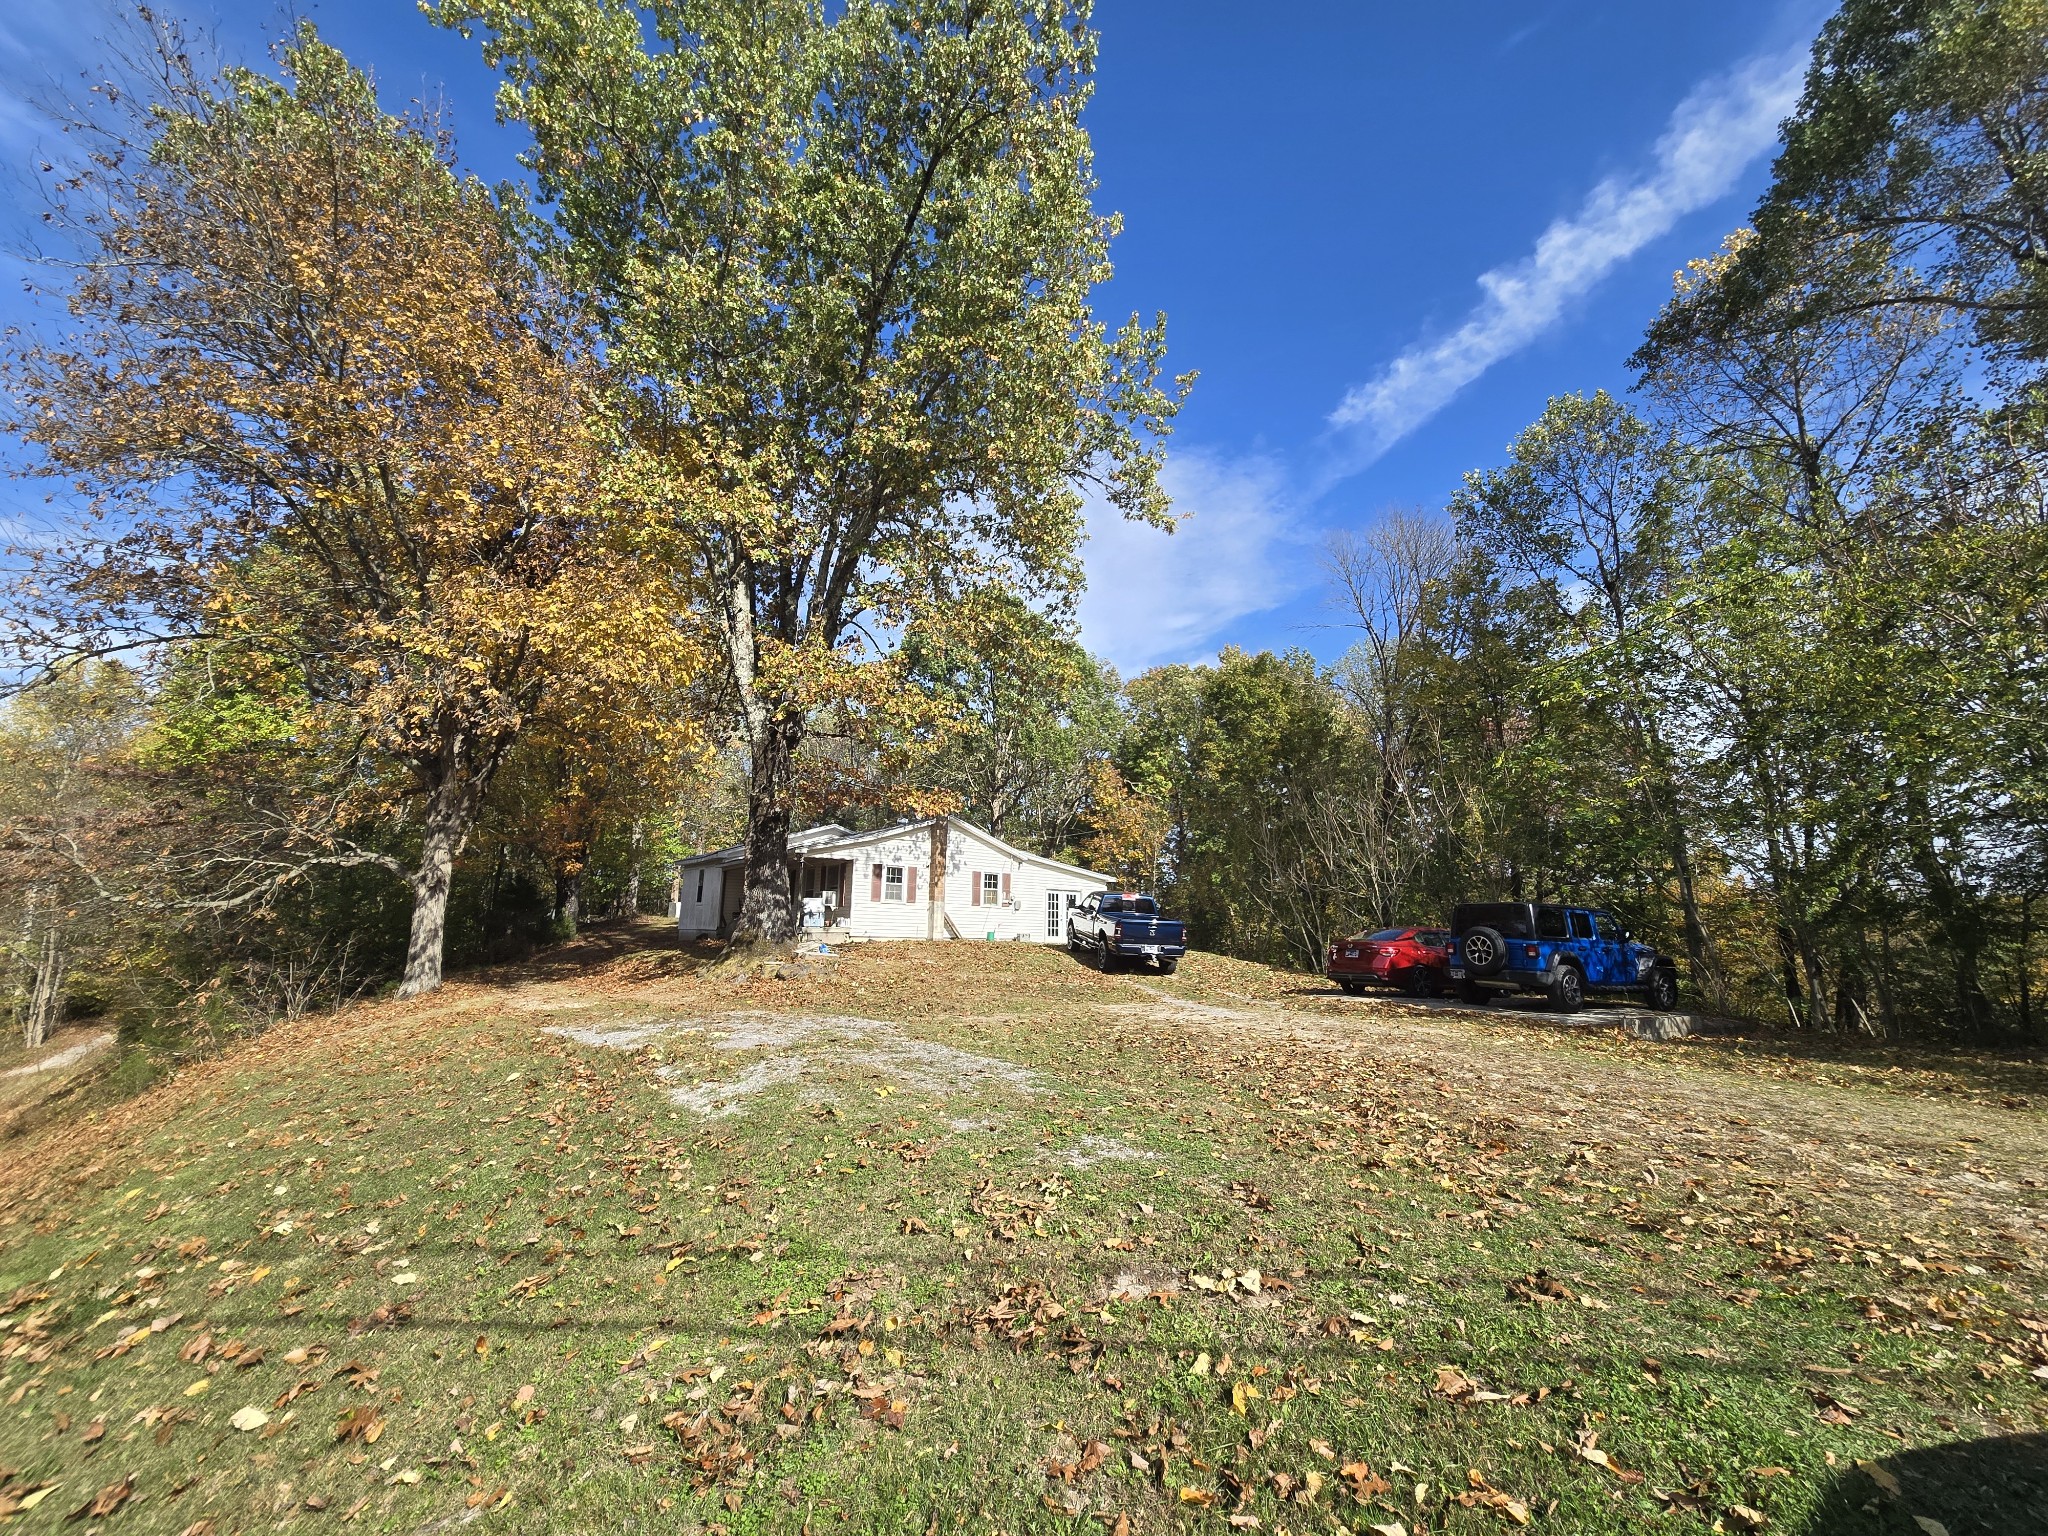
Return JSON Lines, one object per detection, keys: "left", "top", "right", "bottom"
{"left": 623, "top": 819, "right": 646, "bottom": 917}
{"left": 398, "top": 778, "right": 479, "bottom": 999}
{"left": 1668, "top": 823, "right": 1721, "bottom": 1008}
{"left": 733, "top": 712, "right": 804, "bottom": 947}
{"left": 2021, "top": 891, "right": 2035, "bottom": 1041}
{"left": 1904, "top": 788, "right": 1997, "bottom": 1035}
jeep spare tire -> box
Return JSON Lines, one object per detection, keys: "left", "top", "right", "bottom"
{"left": 1462, "top": 926, "right": 1508, "bottom": 977}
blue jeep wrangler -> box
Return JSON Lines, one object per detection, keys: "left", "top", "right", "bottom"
{"left": 1447, "top": 901, "right": 1680, "bottom": 1013}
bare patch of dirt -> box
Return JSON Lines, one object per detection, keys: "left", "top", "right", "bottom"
{"left": 545, "top": 1008, "right": 1040, "bottom": 1117}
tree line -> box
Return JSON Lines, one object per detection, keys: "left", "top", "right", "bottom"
{"left": 3, "top": 0, "right": 2042, "bottom": 1048}
{"left": 1102, "top": 0, "right": 2048, "bottom": 1038}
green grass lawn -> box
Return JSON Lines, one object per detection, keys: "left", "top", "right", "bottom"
{"left": 1, "top": 930, "right": 2042, "bottom": 1535}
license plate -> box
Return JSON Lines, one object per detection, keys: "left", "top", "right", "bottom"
{"left": 1343, "top": 948, "right": 1358, "bottom": 958}
{"left": 1142, "top": 945, "right": 1161, "bottom": 956}
{"left": 1449, "top": 968, "right": 1465, "bottom": 979}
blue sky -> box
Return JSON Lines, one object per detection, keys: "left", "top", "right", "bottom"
{"left": 0, "top": 0, "right": 1828, "bottom": 673}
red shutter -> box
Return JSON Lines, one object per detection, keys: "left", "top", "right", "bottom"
{"left": 871, "top": 864, "right": 883, "bottom": 903}
{"left": 1001, "top": 872, "right": 1012, "bottom": 904}
{"left": 969, "top": 872, "right": 980, "bottom": 906}
{"left": 906, "top": 867, "right": 918, "bottom": 904}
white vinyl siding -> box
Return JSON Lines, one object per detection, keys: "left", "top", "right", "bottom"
{"left": 675, "top": 863, "right": 725, "bottom": 937}
{"left": 939, "top": 822, "right": 1106, "bottom": 945}
{"left": 839, "top": 830, "right": 936, "bottom": 941}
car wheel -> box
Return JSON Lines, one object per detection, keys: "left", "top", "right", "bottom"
{"left": 1399, "top": 966, "right": 1435, "bottom": 998}
{"left": 1548, "top": 965, "right": 1584, "bottom": 1013}
{"left": 1647, "top": 968, "right": 1678, "bottom": 1011}
{"left": 1339, "top": 979, "right": 1364, "bottom": 996}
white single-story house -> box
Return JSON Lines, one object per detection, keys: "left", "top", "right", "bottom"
{"left": 675, "top": 816, "right": 1113, "bottom": 944}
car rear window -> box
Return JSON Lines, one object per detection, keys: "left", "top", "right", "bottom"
{"left": 1452, "top": 903, "right": 1534, "bottom": 939}
{"left": 1367, "top": 928, "right": 1407, "bottom": 941}
{"left": 1102, "top": 897, "right": 1158, "bottom": 916}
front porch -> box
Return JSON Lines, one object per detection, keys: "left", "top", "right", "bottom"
{"left": 795, "top": 855, "right": 853, "bottom": 933}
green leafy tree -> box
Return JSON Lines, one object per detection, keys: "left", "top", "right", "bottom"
{"left": 1122, "top": 649, "right": 1357, "bottom": 968}
{"left": 1745, "top": 0, "right": 2048, "bottom": 368}
{"left": 435, "top": 0, "right": 1189, "bottom": 944}
{"left": 1634, "top": 222, "right": 2035, "bottom": 1033}
{"left": 897, "top": 595, "right": 1122, "bottom": 854}
{"left": 1452, "top": 392, "right": 1720, "bottom": 999}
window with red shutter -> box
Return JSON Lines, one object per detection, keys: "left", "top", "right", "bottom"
{"left": 906, "top": 867, "right": 918, "bottom": 904}
{"left": 871, "top": 864, "right": 883, "bottom": 903}
{"left": 1000, "top": 872, "right": 1012, "bottom": 904}
{"left": 969, "top": 872, "right": 981, "bottom": 906}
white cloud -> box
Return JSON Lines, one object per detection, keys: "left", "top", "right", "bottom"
{"left": 1327, "top": 45, "right": 1807, "bottom": 461}
{"left": 1077, "top": 449, "right": 1300, "bottom": 672}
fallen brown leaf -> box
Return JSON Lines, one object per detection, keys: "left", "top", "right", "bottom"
{"left": 67, "top": 1473, "right": 135, "bottom": 1521}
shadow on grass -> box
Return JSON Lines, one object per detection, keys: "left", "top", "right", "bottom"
{"left": 1795, "top": 1433, "right": 2048, "bottom": 1536}
{"left": 468, "top": 919, "right": 722, "bottom": 989}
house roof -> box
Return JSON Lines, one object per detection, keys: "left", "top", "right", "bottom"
{"left": 676, "top": 815, "right": 1110, "bottom": 886}
{"left": 677, "top": 823, "right": 849, "bottom": 870}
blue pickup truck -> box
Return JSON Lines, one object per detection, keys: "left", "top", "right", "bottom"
{"left": 1067, "top": 892, "right": 1187, "bottom": 974}
{"left": 1447, "top": 901, "right": 1679, "bottom": 1012}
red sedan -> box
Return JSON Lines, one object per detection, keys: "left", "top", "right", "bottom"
{"left": 1326, "top": 926, "right": 1450, "bottom": 996}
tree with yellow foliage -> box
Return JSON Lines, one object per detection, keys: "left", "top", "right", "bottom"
{"left": 4, "top": 21, "right": 701, "bottom": 996}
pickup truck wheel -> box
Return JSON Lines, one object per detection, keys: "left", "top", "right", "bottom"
{"left": 1646, "top": 968, "right": 1679, "bottom": 1011}
{"left": 1158, "top": 958, "right": 1179, "bottom": 976}
{"left": 1548, "top": 965, "right": 1585, "bottom": 1013}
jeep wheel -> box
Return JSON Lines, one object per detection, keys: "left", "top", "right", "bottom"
{"left": 1456, "top": 979, "right": 1491, "bottom": 1006}
{"left": 1461, "top": 926, "right": 1508, "bottom": 977}
{"left": 1646, "top": 968, "right": 1679, "bottom": 1011}
{"left": 1548, "top": 965, "right": 1584, "bottom": 1013}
